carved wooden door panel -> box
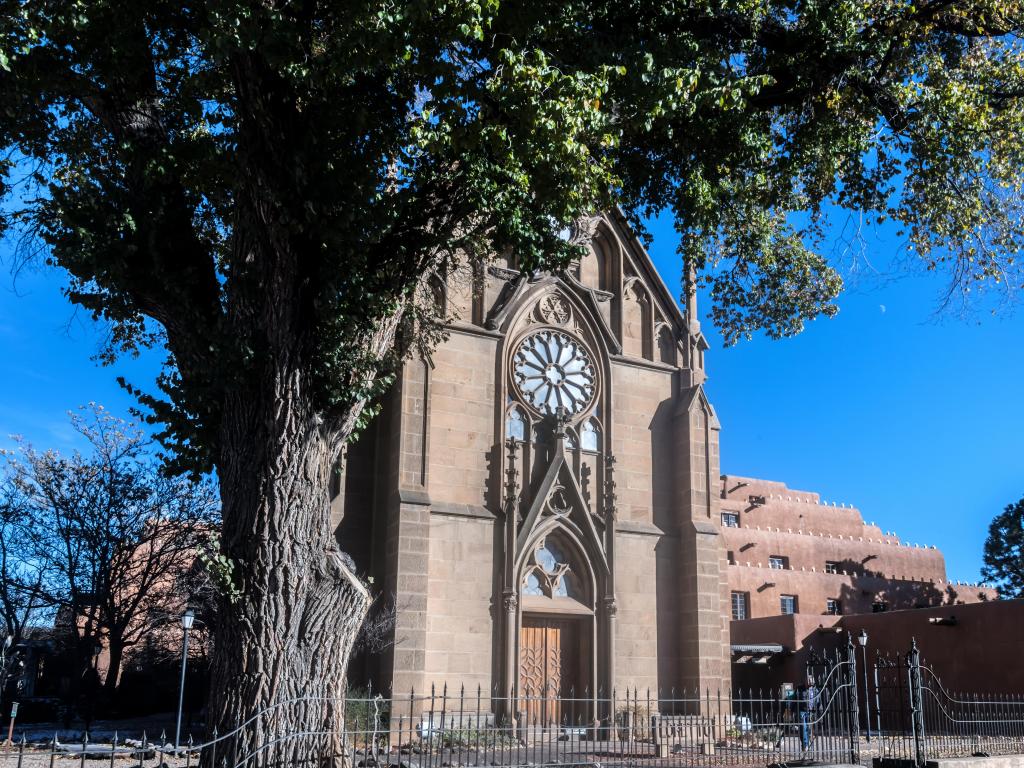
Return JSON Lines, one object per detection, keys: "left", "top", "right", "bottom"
{"left": 519, "top": 617, "right": 580, "bottom": 727}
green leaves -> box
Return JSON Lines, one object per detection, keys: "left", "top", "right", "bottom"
{"left": 1, "top": 0, "right": 1022, "bottom": 473}
{"left": 982, "top": 497, "right": 1024, "bottom": 599}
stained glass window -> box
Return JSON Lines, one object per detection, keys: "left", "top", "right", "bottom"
{"left": 513, "top": 330, "right": 596, "bottom": 415}
{"left": 523, "top": 571, "right": 543, "bottom": 596}
{"left": 521, "top": 534, "right": 581, "bottom": 600}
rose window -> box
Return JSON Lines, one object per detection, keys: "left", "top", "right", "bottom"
{"left": 513, "top": 330, "right": 596, "bottom": 416}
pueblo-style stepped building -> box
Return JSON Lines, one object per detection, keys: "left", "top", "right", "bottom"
{"left": 720, "top": 475, "right": 996, "bottom": 624}
{"left": 330, "top": 211, "right": 993, "bottom": 715}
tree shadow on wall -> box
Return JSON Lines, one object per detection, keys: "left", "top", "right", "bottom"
{"left": 832, "top": 557, "right": 969, "bottom": 614}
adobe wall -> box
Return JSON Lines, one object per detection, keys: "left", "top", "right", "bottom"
{"left": 722, "top": 475, "right": 876, "bottom": 538}
{"left": 720, "top": 474, "right": 997, "bottom": 619}
{"left": 838, "top": 599, "right": 1024, "bottom": 694}
{"left": 728, "top": 563, "right": 991, "bottom": 619}
{"left": 729, "top": 613, "right": 843, "bottom": 691}
{"left": 730, "top": 600, "right": 1024, "bottom": 695}
{"left": 723, "top": 525, "right": 947, "bottom": 582}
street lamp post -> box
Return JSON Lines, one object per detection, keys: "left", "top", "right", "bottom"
{"left": 174, "top": 609, "right": 195, "bottom": 751}
{"left": 857, "top": 628, "right": 871, "bottom": 743}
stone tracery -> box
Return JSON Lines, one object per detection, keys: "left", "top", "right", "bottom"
{"left": 521, "top": 533, "right": 580, "bottom": 599}
{"left": 512, "top": 329, "right": 597, "bottom": 416}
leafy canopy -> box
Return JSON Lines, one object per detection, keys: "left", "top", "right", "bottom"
{"left": 1, "top": 0, "right": 1022, "bottom": 470}
{"left": 983, "top": 496, "right": 1024, "bottom": 598}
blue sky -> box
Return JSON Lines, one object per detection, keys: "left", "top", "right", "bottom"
{"left": 643, "top": 211, "right": 1024, "bottom": 586}
{"left": 1, "top": 218, "right": 1021, "bottom": 585}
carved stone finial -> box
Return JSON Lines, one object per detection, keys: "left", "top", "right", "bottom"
{"left": 504, "top": 437, "right": 520, "bottom": 510}
{"left": 552, "top": 406, "right": 570, "bottom": 438}
{"left": 567, "top": 215, "right": 601, "bottom": 247}
{"left": 603, "top": 454, "right": 618, "bottom": 521}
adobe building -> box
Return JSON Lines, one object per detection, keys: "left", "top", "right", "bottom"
{"left": 720, "top": 475, "right": 996, "bottom": 623}
{"left": 721, "top": 476, "right": 1000, "bottom": 690}
{"left": 333, "top": 210, "right": 732, "bottom": 717}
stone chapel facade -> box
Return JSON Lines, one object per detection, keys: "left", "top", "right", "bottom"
{"left": 332, "top": 210, "right": 733, "bottom": 713}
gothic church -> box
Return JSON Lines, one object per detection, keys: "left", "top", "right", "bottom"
{"left": 331, "top": 210, "right": 732, "bottom": 716}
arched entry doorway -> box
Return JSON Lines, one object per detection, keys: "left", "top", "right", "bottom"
{"left": 517, "top": 530, "right": 595, "bottom": 727}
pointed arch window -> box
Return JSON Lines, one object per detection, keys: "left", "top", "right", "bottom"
{"left": 658, "top": 326, "right": 677, "bottom": 366}
{"left": 580, "top": 419, "right": 601, "bottom": 452}
{"left": 521, "top": 533, "right": 583, "bottom": 600}
{"left": 506, "top": 406, "right": 526, "bottom": 441}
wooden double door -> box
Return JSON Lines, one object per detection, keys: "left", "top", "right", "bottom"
{"left": 519, "top": 615, "right": 589, "bottom": 727}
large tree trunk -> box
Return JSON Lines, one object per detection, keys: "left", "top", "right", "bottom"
{"left": 102, "top": 637, "right": 123, "bottom": 697}
{"left": 207, "top": 375, "right": 371, "bottom": 767}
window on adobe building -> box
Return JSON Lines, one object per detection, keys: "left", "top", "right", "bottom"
{"left": 769, "top": 555, "right": 788, "bottom": 570}
{"left": 780, "top": 595, "right": 798, "bottom": 615}
{"left": 825, "top": 598, "right": 842, "bottom": 615}
{"left": 731, "top": 591, "right": 749, "bottom": 620}
{"left": 727, "top": 550, "right": 735, "bottom": 565}
{"left": 722, "top": 512, "right": 739, "bottom": 528}
{"left": 824, "top": 561, "right": 839, "bottom": 574}
{"left": 872, "top": 601, "right": 889, "bottom": 613}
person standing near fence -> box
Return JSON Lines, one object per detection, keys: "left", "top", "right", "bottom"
{"left": 799, "top": 676, "right": 819, "bottom": 751}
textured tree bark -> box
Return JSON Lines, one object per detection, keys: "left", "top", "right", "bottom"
{"left": 206, "top": 366, "right": 371, "bottom": 767}
{"left": 102, "top": 637, "right": 124, "bottom": 697}
{"left": 198, "top": 146, "right": 404, "bottom": 763}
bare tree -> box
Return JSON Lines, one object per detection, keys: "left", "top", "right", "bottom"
{"left": 0, "top": 478, "right": 48, "bottom": 708}
{"left": 4, "top": 405, "right": 220, "bottom": 698}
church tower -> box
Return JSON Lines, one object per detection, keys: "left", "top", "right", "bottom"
{"left": 332, "top": 210, "right": 732, "bottom": 712}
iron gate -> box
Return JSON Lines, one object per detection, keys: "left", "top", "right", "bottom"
{"left": 875, "top": 639, "right": 1024, "bottom": 766}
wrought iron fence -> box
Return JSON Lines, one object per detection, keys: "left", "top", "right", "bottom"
{"left": 875, "top": 639, "right": 1024, "bottom": 766}
{"left": 0, "top": 648, "right": 861, "bottom": 768}
{"left": 15, "top": 635, "right": 1024, "bottom": 768}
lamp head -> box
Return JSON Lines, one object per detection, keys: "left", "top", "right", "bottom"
{"left": 182, "top": 608, "right": 195, "bottom": 630}
{"left": 857, "top": 628, "right": 868, "bottom": 647}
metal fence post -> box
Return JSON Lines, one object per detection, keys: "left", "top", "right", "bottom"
{"left": 908, "top": 638, "right": 926, "bottom": 767}
{"left": 846, "top": 635, "right": 861, "bottom": 765}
